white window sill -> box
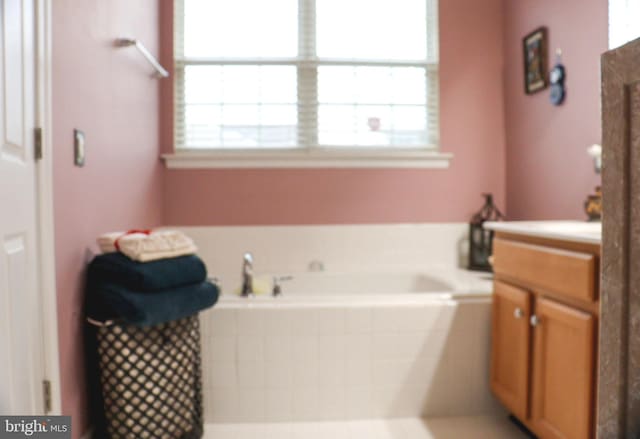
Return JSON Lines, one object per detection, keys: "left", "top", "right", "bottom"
{"left": 161, "top": 149, "right": 453, "bottom": 169}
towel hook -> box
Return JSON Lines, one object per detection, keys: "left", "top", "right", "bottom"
{"left": 115, "top": 38, "right": 169, "bottom": 78}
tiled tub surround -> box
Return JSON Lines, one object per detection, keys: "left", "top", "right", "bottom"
{"left": 174, "top": 224, "right": 500, "bottom": 422}
{"left": 200, "top": 294, "right": 497, "bottom": 423}
{"left": 171, "top": 224, "right": 472, "bottom": 294}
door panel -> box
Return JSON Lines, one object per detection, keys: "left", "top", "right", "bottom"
{"left": 490, "top": 280, "right": 531, "bottom": 421}
{"left": 5, "top": 0, "right": 25, "bottom": 148}
{"left": 531, "top": 297, "right": 595, "bottom": 439}
{"left": 0, "top": 0, "right": 42, "bottom": 415}
{"left": 600, "top": 35, "right": 640, "bottom": 439}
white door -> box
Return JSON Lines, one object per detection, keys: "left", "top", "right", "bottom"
{"left": 0, "top": 0, "right": 44, "bottom": 415}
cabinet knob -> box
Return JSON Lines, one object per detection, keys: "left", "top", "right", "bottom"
{"left": 514, "top": 308, "right": 524, "bottom": 319}
{"left": 530, "top": 315, "right": 541, "bottom": 327}
{"left": 488, "top": 255, "right": 495, "bottom": 266}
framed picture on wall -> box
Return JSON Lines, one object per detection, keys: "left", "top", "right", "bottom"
{"left": 523, "top": 27, "right": 548, "bottom": 94}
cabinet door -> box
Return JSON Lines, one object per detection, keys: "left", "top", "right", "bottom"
{"left": 490, "top": 280, "right": 531, "bottom": 421}
{"left": 531, "top": 297, "right": 595, "bottom": 439}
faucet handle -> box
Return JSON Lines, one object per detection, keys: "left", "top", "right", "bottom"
{"left": 243, "top": 252, "right": 253, "bottom": 265}
{"left": 272, "top": 275, "right": 293, "bottom": 297}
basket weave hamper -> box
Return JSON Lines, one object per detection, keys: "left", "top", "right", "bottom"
{"left": 93, "top": 314, "right": 203, "bottom": 439}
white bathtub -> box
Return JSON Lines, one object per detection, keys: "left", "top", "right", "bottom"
{"left": 200, "top": 269, "right": 499, "bottom": 423}
{"left": 217, "top": 269, "right": 493, "bottom": 302}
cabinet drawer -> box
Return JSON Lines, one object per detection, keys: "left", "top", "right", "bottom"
{"left": 492, "top": 238, "right": 597, "bottom": 302}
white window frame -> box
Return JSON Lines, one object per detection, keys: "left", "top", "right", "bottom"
{"left": 163, "top": 0, "right": 452, "bottom": 169}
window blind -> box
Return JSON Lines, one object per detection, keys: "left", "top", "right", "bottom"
{"left": 174, "top": 0, "right": 439, "bottom": 150}
{"left": 609, "top": 0, "right": 640, "bottom": 49}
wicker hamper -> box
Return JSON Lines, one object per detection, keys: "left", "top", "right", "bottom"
{"left": 91, "top": 314, "right": 203, "bottom": 439}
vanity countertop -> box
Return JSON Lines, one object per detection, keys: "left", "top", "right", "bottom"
{"left": 483, "top": 220, "right": 601, "bottom": 245}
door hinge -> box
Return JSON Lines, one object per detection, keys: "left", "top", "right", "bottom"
{"left": 34, "top": 127, "right": 43, "bottom": 161}
{"left": 42, "top": 379, "right": 52, "bottom": 413}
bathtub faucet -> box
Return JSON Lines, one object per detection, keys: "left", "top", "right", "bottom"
{"left": 241, "top": 252, "right": 254, "bottom": 297}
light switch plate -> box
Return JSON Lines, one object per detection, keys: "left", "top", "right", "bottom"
{"left": 74, "top": 129, "right": 85, "bottom": 167}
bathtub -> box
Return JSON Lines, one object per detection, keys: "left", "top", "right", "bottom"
{"left": 217, "top": 269, "right": 492, "bottom": 301}
{"left": 200, "top": 268, "right": 500, "bottom": 423}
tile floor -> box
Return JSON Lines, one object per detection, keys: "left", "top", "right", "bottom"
{"left": 204, "top": 415, "right": 527, "bottom": 438}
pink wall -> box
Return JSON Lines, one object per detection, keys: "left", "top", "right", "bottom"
{"left": 160, "top": 0, "right": 508, "bottom": 225}
{"left": 503, "top": 0, "right": 607, "bottom": 220}
{"left": 49, "top": 1, "right": 611, "bottom": 436}
{"left": 52, "top": 1, "right": 163, "bottom": 437}
{"left": 45, "top": 1, "right": 613, "bottom": 437}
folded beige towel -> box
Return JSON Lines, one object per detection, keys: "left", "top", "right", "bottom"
{"left": 97, "top": 230, "right": 198, "bottom": 262}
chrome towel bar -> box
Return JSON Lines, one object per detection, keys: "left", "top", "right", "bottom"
{"left": 115, "top": 38, "right": 169, "bottom": 78}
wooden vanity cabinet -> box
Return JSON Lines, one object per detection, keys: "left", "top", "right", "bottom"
{"left": 490, "top": 281, "right": 531, "bottom": 422}
{"left": 530, "top": 297, "right": 595, "bottom": 439}
{"left": 489, "top": 234, "right": 599, "bottom": 439}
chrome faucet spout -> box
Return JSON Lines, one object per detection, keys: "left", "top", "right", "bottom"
{"left": 241, "top": 252, "right": 254, "bottom": 297}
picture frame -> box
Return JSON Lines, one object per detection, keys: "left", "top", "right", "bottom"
{"left": 523, "top": 27, "right": 548, "bottom": 94}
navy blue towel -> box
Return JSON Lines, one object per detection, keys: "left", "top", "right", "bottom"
{"left": 86, "top": 281, "right": 219, "bottom": 327}
{"left": 88, "top": 252, "right": 207, "bottom": 292}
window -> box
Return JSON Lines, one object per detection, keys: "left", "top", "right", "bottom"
{"left": 609, "top": 0, "right": 640, "bottom": 49}
{"left": 173, "top": 0, "right": 440, "bottom": 155}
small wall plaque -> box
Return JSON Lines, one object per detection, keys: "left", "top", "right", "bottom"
{"left": 523, "top": 27, "right": 548, "bottom": 95}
